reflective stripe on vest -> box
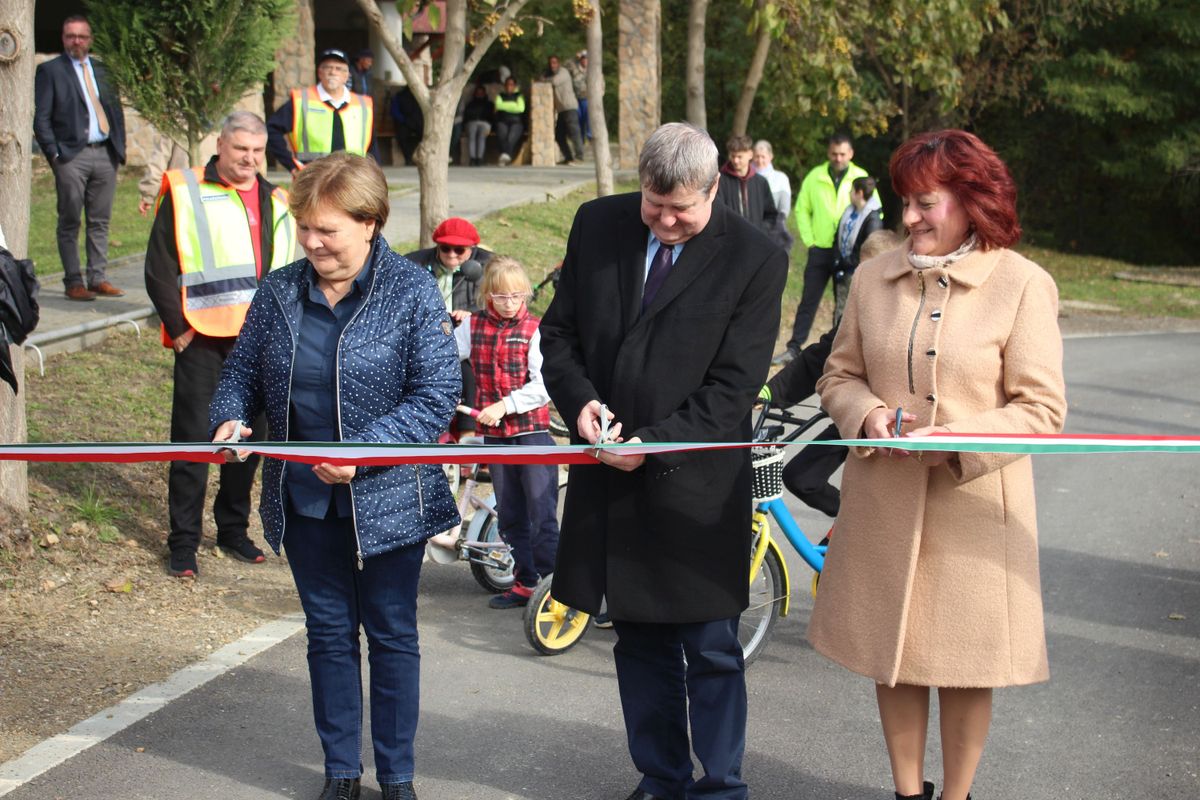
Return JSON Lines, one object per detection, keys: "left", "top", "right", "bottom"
{"left": 166, "top": 167, "right": 295, "bottom": 338}
{"left": 288, "top": 86, "right": 374, "bottom": 163}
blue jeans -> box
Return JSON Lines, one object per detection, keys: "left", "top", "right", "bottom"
{"left": 486, "top": 431, "right": 560, "bottom": 588}
{"left": 284, "top": 509, "right": 424, "bottom": 783}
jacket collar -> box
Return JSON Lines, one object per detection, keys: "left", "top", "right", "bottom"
{"left": 879, "top": 245, "right": 1004, "bottom": 289}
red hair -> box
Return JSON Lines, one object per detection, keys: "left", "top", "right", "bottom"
{"left": 889, "top": 130, "right": 1021, "bottom": 250}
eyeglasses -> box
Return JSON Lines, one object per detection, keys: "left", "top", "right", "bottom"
{"left": 438, "top": 244, "right": 468, "bottom": 255}
{"left": 490, "top": 292, "right": 529, "bottom": 304}
{"left": 319, "top": 64, "right": 350, "bottom": 74}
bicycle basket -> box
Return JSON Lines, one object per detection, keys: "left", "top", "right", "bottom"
{"left": 751, "top": 446, "right": 784, "bottom": 502}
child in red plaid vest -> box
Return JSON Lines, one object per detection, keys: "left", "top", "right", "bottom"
{"left": 454, "top": 257, "right": 561, "bottom": 609}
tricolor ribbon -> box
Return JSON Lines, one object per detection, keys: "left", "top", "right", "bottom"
{"left": 0, "top": 433, "right": 1198, "bottom": 466}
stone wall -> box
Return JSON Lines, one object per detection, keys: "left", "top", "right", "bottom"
{"left": 618, "top": 0, "right": 660, "bottom": 170}
{"left": 272, "top": 0, "right": 316, "bottom": 113}
{"left": 530, "top": 81, "right": 556, "bottom": 167}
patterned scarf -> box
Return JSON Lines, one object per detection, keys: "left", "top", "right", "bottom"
{"left": 907, "top": 233, "right": 978, "bottom": 270}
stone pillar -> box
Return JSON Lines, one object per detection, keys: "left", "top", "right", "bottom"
{"left": 272, "top": 0, "right": 316, "bottom": 111}
{"left": 618, "top": 0, "right": 661, "bottom": 170}
{"left": 530, "top": 81, "right": 556, "bottom": 167}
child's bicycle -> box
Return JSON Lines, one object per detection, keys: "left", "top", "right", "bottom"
{"left": 427, "top": 407, "right": 591, "bottom": 655}
{"left": 739, "top": 402, "right": 836, "bottom": 666}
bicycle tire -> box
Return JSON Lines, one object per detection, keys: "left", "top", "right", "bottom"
{"left": 740, "top": 536, "right": 785, "bottom": 667}
{"left": 524, "top": 574, "right": 591, "bottom": 655}
{"left": 467, "top": 509, "right": 515, "bottom": 593}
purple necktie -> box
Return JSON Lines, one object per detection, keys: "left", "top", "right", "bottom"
{"left": 641, "top": 243, "right": 674, "bottom": 313}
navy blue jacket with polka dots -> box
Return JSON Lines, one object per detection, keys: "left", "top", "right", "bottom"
{"left": 209, "top": 237, "right": 462, "bottom": 560}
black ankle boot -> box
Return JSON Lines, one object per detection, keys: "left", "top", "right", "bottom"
{"left": 896, "top": 781, "right": 934, "bottom": 800}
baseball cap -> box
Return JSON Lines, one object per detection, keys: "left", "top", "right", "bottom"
{"left": 317, "top": 48, "right": 350, "bottom": 67}
{"left": 433, "top": 217, "right": 480, "bottom": 247}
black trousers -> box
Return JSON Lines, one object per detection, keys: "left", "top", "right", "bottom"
{"left": 782, "top": 422, "right": 846, "bottom": 518}
{"left": 612, "top": 617, "right": 748, "bottom": 799}
{"left": 787, "top": 246, "right": 838, "bottom": 351}
{"left": 167, "top": 334, "right": 263, "bottom": 556}
{"left": 554, "top": 110, "right": 583, "bottom": 162}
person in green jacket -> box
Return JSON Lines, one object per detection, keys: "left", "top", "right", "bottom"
{"left": 777, "top": 132, "right": 869, "bottom": 363}
{"left": 494, "top": 76, "right": 526, "bottom": 166}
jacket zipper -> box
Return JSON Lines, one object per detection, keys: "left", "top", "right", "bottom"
{"left": 269, "top": 282, "right": 298, "bottom": 551}
{"left": 335, "top": 268, "right": 378, "bottom": 571}
{"left": 907, "top": 271, "right": 926, "bottom": 395}
{"left": 414, "top": 466, "right": 424, "bottom": 515}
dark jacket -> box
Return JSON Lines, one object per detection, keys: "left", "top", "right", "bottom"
{"left": 462, "top": 95, "right": 493, "bottom": 125}
{"left": 766, "top": 326, "right": 837, "bottom": 406}
{"left": 403, "top": 245, "right": 494, "bottom": 313}
{"left": 0, "top": 247, "right": 40, "bottom": 394}
{"left": 33, "top": 54, "right": 126, "bottom": 165}
{"left": 715, "top": 166, "right": 779, "bottom": 239}
{"left": 209, "top": 238, "right": 461, "bottom": 560}
{"left": 144, "top": 157, "right": 284, "bottom": 342}
{"left": 835, "top": 207, "right": 884, "bottom": 273}
{"left": 539, "top": 193, "right": 788, "bottom": 623}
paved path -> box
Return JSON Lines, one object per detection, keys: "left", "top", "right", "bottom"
{"left": 2, "top": 332, "right": 1197, "bottom": 799}
{"left": 28, "top": 164, "right": 602, "bottom": 359}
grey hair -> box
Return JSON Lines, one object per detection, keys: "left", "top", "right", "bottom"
{"left": 638, "top": 122, "right": 719, "bottom": 195}
{"left": 753, "top": 139, "right": 774, "bottom": 157}
{"left": 220, "top": 110, "right": 267, "bottom": 138}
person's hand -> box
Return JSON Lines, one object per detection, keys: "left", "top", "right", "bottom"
{"left": 138, "top": 198, "right": 152, "bottom": 216}
{"left": 313, "top": 463, "right": 356, "bottom": 485}
{"left": 476, "top": 400, "right": 507, "bottom": 427}
{"left": 863, "top": 406, "right": 917, "bottom": 459}
{"left": 450, "top": 309, "right": 469, "bottom": 324}
{"left": 212, "top": 420, "right": 253, "bottom": 463}
{"left": 576, "top": 400, "right": 622, "bottom": 445}
{"left": 596, "top": 435, "right": 644, "bottom": 472}
{"left": 904, "top": 425, "right": 957, "bottom": 467}
{"left": 172, "top": 328, "right": 196, "bottom": 353}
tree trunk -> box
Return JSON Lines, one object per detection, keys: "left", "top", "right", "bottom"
{"left": 730, "top": 0, "right": 772, "bottom": 138}
{"left": 0, "top": 0, "right": 34, "bottom": 518}
{"left": 186, "top": 125, "right": 201, "bottom": 167}
{"left": 586, "top": 0, "right": 613, "bottom": 197}
{"left": 685, "top": 0, "right": 709, "bottom": 129}
{"left": 415, "top": 99, "right": 456, "bottom": 246}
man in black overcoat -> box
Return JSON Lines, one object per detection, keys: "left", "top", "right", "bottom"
{"left": 540, "top": 123, "right": 787, "bottom": 800}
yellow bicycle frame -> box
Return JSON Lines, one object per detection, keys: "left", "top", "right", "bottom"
{"left": 749, "top": 509, "right": 791, "bottom": 617}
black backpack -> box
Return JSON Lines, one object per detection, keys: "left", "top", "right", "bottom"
{"left": 0, "top": 246, "right": 41, "bottom": 393}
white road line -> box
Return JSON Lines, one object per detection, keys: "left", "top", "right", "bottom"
{"left": 0, "top": 613, "right": 305, "bottom": 796}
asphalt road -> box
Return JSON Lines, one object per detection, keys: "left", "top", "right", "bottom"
{"left": 6, "top": 332, "right": 1198, "bottom": 800}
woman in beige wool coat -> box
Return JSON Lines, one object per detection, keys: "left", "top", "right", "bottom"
{"left": 812, "top": 130, "right": 1067, "bottom": 800}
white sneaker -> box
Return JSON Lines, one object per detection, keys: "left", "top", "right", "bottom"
{"left": 498, "top": 153, "right": 512, "bottom": 166}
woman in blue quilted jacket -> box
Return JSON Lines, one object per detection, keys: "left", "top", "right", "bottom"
{"left": 210, "top": 152, "right": 460, "bottom": 800}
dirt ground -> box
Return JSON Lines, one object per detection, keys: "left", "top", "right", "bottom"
{"left": 3, "top": 311, "right": 1200, "bottom": 766}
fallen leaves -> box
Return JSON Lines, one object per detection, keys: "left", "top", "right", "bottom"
{"left": 104, "top": 578, "right": 133, "bottom": 594}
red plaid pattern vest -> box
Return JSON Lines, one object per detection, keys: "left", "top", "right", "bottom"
{"left": 470, "top": 307, "right": 550, "bottom": 437}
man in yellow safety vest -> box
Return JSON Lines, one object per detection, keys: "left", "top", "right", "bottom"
{"left": 144, "top": 111, "right": 297, "bottom": 578}
{"left": 267, "top": 48, "right": 379, "bottom": 174}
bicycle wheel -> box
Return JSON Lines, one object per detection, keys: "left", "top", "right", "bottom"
{"left": 467, "top": 508, "right": 515, "bottom": 593}
{"left": 740, "top": 537, "right": 785, "bottom": 667}
{"left": 524, "top": 575, "right": 591, "bottom": 655}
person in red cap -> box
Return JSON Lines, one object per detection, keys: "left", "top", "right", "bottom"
{"left": 404, "top": 217, "right": 494, "bottom": 316}
{"left": 405, "top": 218, "right": 496, "bottom": 434}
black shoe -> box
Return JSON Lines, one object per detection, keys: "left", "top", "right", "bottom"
{"left": 217, "top": 535, "right": 266, "bottom": 563}
{"left": 381, "top": 781, "right": 417, "bottom": 800}
{"left": 317, "top": 778, "right": 360, "bottom": 800}
{"left": 592, "top": 611, "right": 613, "bottom": 629}
{"left": 625, "top": 791, "right": 666, "bottom": 800}
{"left": 896, "top": 781, "right": 935, "bottom": 800}
{"left": 168, "top": 551, "right": 198, "bottom": 578}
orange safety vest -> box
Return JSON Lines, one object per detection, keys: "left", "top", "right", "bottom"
{"left": 160, "top": 168, "right": 294, "bottom": 343}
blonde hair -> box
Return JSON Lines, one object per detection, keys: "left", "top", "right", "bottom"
{"left": 288, "top": 152, "right": 389, "bottom": 232}
{"left": 860, "top": 229, "right": 904, "bottom": 262}
{"left": 480, "top": 256, "right": 532, "bottom": 298}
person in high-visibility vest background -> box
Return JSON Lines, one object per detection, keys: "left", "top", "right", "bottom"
{"left": 267, "top": 48, "right": 380, "bottom": 174}
{"left": 144, "top": 110, "right": 297, "bottom": 578}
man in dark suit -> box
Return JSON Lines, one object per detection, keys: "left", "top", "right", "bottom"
{"left": 540, "top": 123, "right": 787, "bottom": 800}
{"left": 33, "top": 15, "right": 127, "bottom": 301}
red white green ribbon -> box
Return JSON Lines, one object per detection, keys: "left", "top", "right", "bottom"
{"left": 0, "top": 433, "right": 1198, "bottom": 466}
